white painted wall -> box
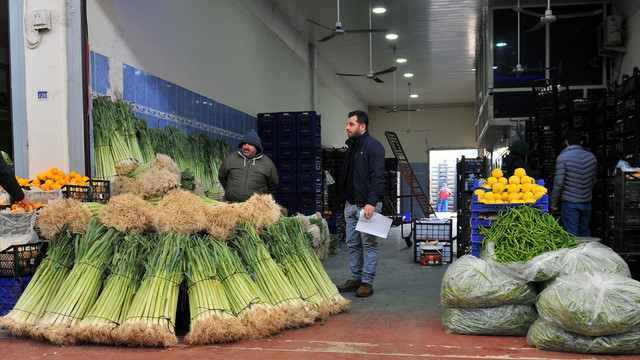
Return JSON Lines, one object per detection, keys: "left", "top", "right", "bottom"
{"left": 21, "top": 0, "right": 69, "bottom": 176}
{"left": 619, "top": 1, "right": 640, "bottom": 78}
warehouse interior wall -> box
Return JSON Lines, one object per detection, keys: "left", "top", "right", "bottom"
{"left": 86, "top": 0, "right": 366, "bottom": 151}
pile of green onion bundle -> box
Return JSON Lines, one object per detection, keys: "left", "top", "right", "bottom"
{"left": 232, "top": 222, "right": 318, "bottom": 328}
{"left": 32, "top": 219, "right": 119, "bottom": 345}
{"left": 209, "top": 239, "right": 284, "bottom": 340}
{"left": 184, "top": 235, "right": 245, "bottom": 345}
{"left": 113, "top": 232, "right": 185, "bottom": 347}
{"left": 0, "top": 224, "right": 75, "bottom": 336}
{"left": 265, "top": 217, "right": 350, "bottom": 318}
{"left": 72, "top": 232, "right": 151, "bottom": 345}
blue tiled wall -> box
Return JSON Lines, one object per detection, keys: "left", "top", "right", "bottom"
{"left": 90, "top": 51, "right": 255, "bottom": 148}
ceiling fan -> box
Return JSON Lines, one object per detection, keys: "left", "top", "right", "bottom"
{"left": 307, "top": 0, "right": 387, "bottom": 43}
{"left": 513, "top": 0, "right": 603, "bottom": 32}
{"left": 335, "top": 0, "right": 396, "bottom": 83}
{"left": 497, "top": 0, "right": 560, "bottom": 77}
{"left": 396, "top": 82, "right": 428, "bottom": 134}
{"left": 380, "top": 46, "right": 421, "bottom": 112}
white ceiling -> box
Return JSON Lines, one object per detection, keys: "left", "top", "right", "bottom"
{"left": 269, "top": 0, "right": 609, "bottom": 108}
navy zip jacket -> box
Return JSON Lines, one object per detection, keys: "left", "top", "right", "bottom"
{"left": 341, "top": 132, "right": 386, "bottom": 208}
{"left": 549, "top": 144, "right": 597, "bottom": 207}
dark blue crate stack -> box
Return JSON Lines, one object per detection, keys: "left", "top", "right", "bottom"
{"left": 258, "top": 111, "right": 322, "bottom": 215}
{"left": 296, "top": 111, "right": 322, "bottom": 215}
{"left": 0, "top": 275, "right": 32, "bottom": 316}
{"left": 471, "top": 179, "right": 549, "bottom": 257}
{"left": 257, "top": 113, "right": 277, "bottom": 163}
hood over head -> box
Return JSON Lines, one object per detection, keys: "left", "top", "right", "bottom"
{"left": 238, "top": 129, "right": 263, "bottom": 155}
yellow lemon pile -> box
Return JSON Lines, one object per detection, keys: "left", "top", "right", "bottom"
{"left": 475, "top": 168, "right": 547, "bottom": 204}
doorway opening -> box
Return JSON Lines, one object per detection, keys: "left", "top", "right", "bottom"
{"left": 429, "top": 149, "right": 479, "bottom": 213}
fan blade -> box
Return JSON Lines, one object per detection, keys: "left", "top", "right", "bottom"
{"left": 556, "top": 9, "right": 603, "bottom": 19}
{"left": 306, "top": 19, "right": 333, "bottom": 31}
{"left": 319, "top": 33, "right": 339, "bottom": 42}
{"left": 343, "top": 28, "right": 388, "bottom": 34}
{"left": 527, "top": 21, "right": 546, "bottom": 32}
{"left": 495, "top": 61, "right": 516, "bottom": 70}
{"left": 512, "top": 7, "right": 543, "bottom": 18}
{"left": 372, "top": 76, "right": 384, "bottom": 83}
{"left": 336, "top": 72, "right": 366, "bottom": 77}
{"left": 373, "top": 66, "right": 397, "bottom": 76}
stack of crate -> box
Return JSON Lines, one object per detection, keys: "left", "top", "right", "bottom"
{"left": 470, "top": 179, "right": 549, "bottom": 257}
{"left": 258, "top": 111, "right": 322, "bottom": 215}
{"left": 612, "top": 171, "right": 640, "bottom": 253}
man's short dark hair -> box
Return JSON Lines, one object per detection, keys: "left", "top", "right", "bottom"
{"left": 348, "top": 110, "right": 369, "bottom": 128}
{"left": 565, "top": 130, "right": 583, "bottom": 145}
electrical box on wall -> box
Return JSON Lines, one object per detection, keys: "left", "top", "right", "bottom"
{"left": 32, "top": 9, "right": 51, "bottom": 30}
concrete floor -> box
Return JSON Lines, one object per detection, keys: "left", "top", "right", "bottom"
{"left": 0, "top": 220, "right": 633, "bottom": 359}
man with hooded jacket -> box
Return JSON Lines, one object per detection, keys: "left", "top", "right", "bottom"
{"left": 218, "top": 129, "right": 278, "bottom": 202}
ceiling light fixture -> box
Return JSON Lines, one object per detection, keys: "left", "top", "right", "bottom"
{"left": 496, "top": 42, "right": 507, "bottom": 47}
{"left": 396, "top": 58, "right": 407, "bottom": 63}
{"left": 385, "top": 33, "right": 398, "bottom": 40}
{"left": 372, "top": 7, "right": 386, "bottom": 14}
{"left": 410, "top": 94, "right": 418, "bottom": 98}
{"left": 403, "top": 73, "right": 414, "bottom": 78}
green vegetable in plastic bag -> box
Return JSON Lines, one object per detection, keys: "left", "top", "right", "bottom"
{"left": 537, "top": 272, "right": 640, "bottom": 336}
{"left": 443, "top": 305, "right": 538, "bottom": 336}
{"left": 527, "top": 319, "right": 640, "bottom": 355}
{"left": 440, "top": 255, "right": 537, "bottom": 308}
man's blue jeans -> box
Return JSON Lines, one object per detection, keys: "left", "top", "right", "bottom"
{"left": 438, "top": 198, "right": 449, "bottom": 212}
{"left": 561, "top": 202, "right": 592, "bottom": 237}
{"left": 344, "top": 201, "right": 382, "bottom": 285}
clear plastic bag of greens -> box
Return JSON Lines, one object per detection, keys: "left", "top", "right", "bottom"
{"left": 527, "top": 318, "right": 640, "bottom": 355}
{"left": 494, "top": 241, "right": 631, "bottom": 283}
{"left": 443, "top": 305, "right": 538, "bottom": 336}
{"left": 440, "top": 255, "right": 537, "bottom": 308}
{"left": 537, "top": 272, "right": 640, "bottom": 336}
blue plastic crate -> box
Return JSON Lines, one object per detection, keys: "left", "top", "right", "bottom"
{"left": 298, "top": 145, "right": 321, "bottom": 158}
{"left": 260, "top": 132, "right": 276, "bottom": 149}
{"left": 278, "top": 166, "right": 296, "bottom": 182}
{"left": 297, "top": 133, "right": 321, "bottom": 147}
{"left": 471, "top": 217, "right": 495, "bottom": 229}
{"left": 297, "top": 192, "right": 322, "bottom": 215}
{"left": 472, "top": 194, "right": 549, "bottom": 213}
{"left": 257, "top": 113, "right": 277, "bottom": 135}
{"left": 472, "top": 230, "right": 485, "bottom": 244}
{"left": 262, "top": 147, "right": 277, "bottom": 161}
{"left": 277, "top": 132, "right": 296, "bottom": 147}
{"left": 0, "top": 276, "right": 32, "bottom": 316}
{"left": 277, "top": 180, "right": 296, "bottom": 194}
{"left": 298, "top": 155, "right": 322, "bottom": 172}
{"left": 277, "top": 112, "right": 296, "bottom": 132}
{"left": 298, "top": 168, "right": 322, "bottom": 182}
{"left": 278, "top": 145, "right": 296, "bottom": 158}
{"left": 300, "top": 178, "right": 322, "bottom": 193}
{"left": 276, "top": 192, "right": 297, "bottom": 215}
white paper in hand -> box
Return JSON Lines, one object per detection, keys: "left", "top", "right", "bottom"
{"left": 355, "top": 210, "right": 393, "bottom": 238}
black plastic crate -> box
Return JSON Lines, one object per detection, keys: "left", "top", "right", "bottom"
{"left": 0, "top": 243, "right": 45, "bottom": 277}
{"left": 0, "top": 275, "right": 33, "bottom": 316}
{"left": 89, "top": 179, "right": 110, "bottom": 204}
{"left": 61, "top": 184, "right": 91, "bottom": 202}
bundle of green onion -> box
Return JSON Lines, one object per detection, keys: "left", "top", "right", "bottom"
{"left": 0, "top": 223, "right": 75, "bottom": 336}
{"left": 209, "top": 239, "right": 284, "bottom": 340}
{"left": 113, "top": 232, "right": 185, "bottom": 347}
{"left": 32, "top": 218, "right": 119, "bottom": 345}
{"left": 232, "top": 222, "right": 318, "bottom": 329}
{"left": 281, "top": 216, "right": 351, "bottom": 314}
{"left": 72, "top": 232, "right": 152, "bottom": 344}
{"left": 184, "top": 235, "right": 245, "bottom": 345}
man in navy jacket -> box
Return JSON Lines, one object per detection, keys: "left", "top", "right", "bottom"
{"left": 336, "top": 110, "right": 385, "bottom": 297}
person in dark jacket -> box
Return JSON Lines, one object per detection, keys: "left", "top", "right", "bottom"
{"left": 0, "top": 155, "right": 35, "bottom": 208}
{"left": 218, "top": 129, "right": 278, "bottom": 203}
{"left": 502, "top": 140, "right": 534, "bottom": 178}
{"left": 335, "top": 110, "right": 385, "bottom": 298}
{"left": 550, "top": 130, "right": 597, "bottom": 237}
